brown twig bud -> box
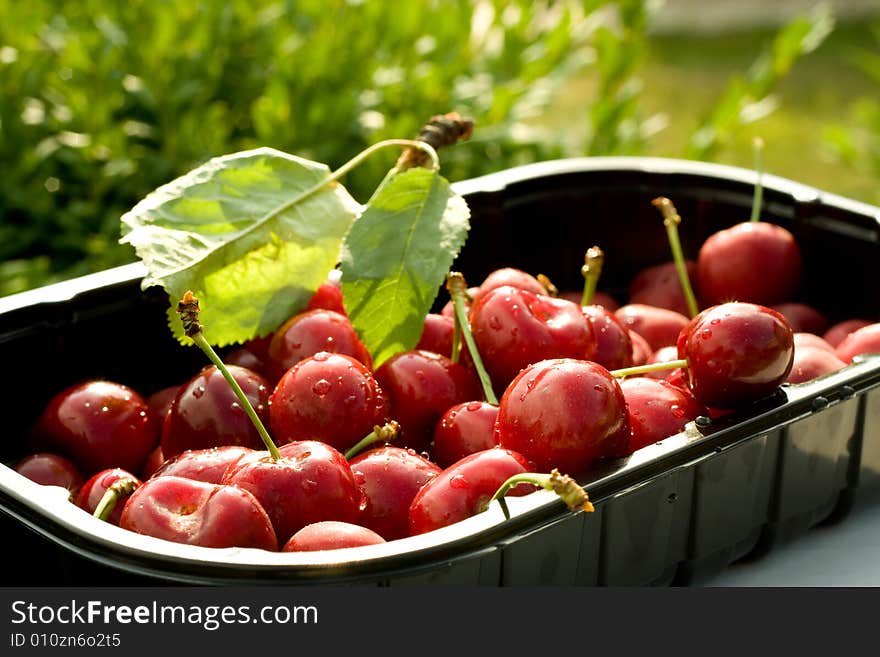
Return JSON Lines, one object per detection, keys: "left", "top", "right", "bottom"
{"left": 397, "top": 112, "right": 475, "bottom": 170}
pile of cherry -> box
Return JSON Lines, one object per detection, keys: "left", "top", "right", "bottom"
{"left": 13, "top": 207, "right": 880, "bottom": 555}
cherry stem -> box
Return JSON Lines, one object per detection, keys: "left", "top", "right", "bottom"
{"left": 537, "top": 273, "right": 558, "bottom": 297}
{"left": 489, "top": 469, "right": 594, "bottom": 520}
{"left": 177, "top": 292, "right": 282, "bottom": 462}
{"left": 609, "top": 358, "right": 688, "bottom": 379}
{"left": 343, "top": 421, "right": 401, "bottom": 461}
{"left": 93, "top": 477, "right": 140, "bottom": 522}
{"left": 446, "top": 272, "right": 498, "bottom": 405}
{"left": 651, "top": 197, "right": 700, "bottom": 319}
{"left": 580, "top": 245, "right": 603, "bottom": 307}
{"left": 750, "top": 136, "right": 765, "bottom": 223}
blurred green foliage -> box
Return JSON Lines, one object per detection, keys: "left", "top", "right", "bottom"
{"left": 822, "top": 21, "right": 880, "bottom": 205}
{"left": 0, "top": 0, "right": 837, "bottom": 296}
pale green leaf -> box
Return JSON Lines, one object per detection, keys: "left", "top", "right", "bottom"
{"left": 119, "top": 147, "right": 360, "bottom": 346}
{"left": 339, "top": 168, "right": 470, "bottom": 369}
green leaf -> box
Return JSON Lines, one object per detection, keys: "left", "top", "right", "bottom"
{"left": 119, "top": 147, "right": 360, "bottom": 346}
{"left": 339, "top": 167, "right": 470, "bottom": 369}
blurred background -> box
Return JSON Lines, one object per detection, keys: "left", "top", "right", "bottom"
{"left": 1, "top": 0, "right": 879, "bottom": 297}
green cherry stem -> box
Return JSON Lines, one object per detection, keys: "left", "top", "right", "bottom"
{"left": 750, "top": 136, "right": 765, "bottom": 223}
{"left": 489, "top": 469, "right": 594, "bottom": 520}
{"left": 177, "top": 291, "right": 282, "bottom": 462}
{"left": 609, "top": 358, "right": 688, "bottom": 379}
{"left": 446, "top": 271, "right": 498, "bottom": 405}
{"left": 580, "top": 246, "right": 603, "bottom": 307}
{"left": 343, "top": 421, "right": 401, "bottom": 461}
{"left": 93, "top": 477, "right": 141, "bottom": 522}
{"left": 651, "top": 196, "right": 700, "bottom": 319}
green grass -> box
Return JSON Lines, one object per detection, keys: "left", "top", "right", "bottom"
{"left": 545, "top": 17, "right": 880, "bottom": 204}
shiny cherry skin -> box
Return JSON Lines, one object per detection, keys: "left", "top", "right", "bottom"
{"left": 786, "top": 346, "right": 847, "bottom": 384}
{"left": 374, "top": 349, "right": 481, "bottom": 453}
{"left": 495, "top": 358, "right": 631, "bottom": 475}
{"left": 629, "top": 329, "right": 653, "bottom": 366}
{"left": 645, "top": 345, "right": 682, "bottom": 380}
{"left": 146, "top": 385, "right": 180, "bottom": 420}
{"left": 221, "top": 440, "right": 365, "bottom": 546}
{"left": 628, "top": 260, "right": 700, "bottom": 317}
{"left": 431, "top": 401, "right": 499, "bottom": 469}
{"left": 559, "top": 289, "right": 620, "bottom": 312}
{"left": 348, "top": 445, "right": 442, "bottom": 541}
{"left": 823, "top": 318, "right": 872, "bottom": 348}
{"left": 614, "top": 303, "right": 690, "bottom": 352}
{"left": 14, "top": 452, "right": 85, "bottom": 496}
{"left": 835, "top": 322, "right": 880, "bottom": 364}
{"left": 619, "top": 377, "right": 706, "bottom": 452}
{"left": 771, "top": 302, "right": 828, "bottom": 336}
{"left": 677, "top": 302, "right": 795, "bottom": 409}
{"left": 75, "top": 467, "right": 142, "bottom": 526}
{"left": 224, "top": 346, "right": 268, "bottom": 378}
{"left": 581, "top": 304, "right": 633, "bottom": 371}
{"left": 697, "top": 221, "right": 802, "bottom": 307}
{"left": 265, "top": 309, "right": 371, "bottom": 384}
{"left": 140, "top": 446, "right": 166, "bottom": 480}
{"left": 470, "top": 267, "right": 548, "bottom": 305}
{"left": 793, "top": 332, "right": 836, "bottom": 354}
{"left": 120, "top": 475, "right": 278, "bottom": 551}
{"left": 30, "top": 380, "right": 159, "bottom": 477}
{"left": 469, "top": 285, "right": 597, "bottom": 395}
{"left": 415, "top": 313, "right": 455, "bottom": 359}
{"left": 150, "top": 445, "right": 254, "bottom": 484}
{"left": 305, "top": 277, "right": 347, "bottom": 315}
{"left": 282, "top": 521, "right": 386, "bottom": 551}
{"left": 160, "top": 364, "right": 271, "bottom": 460}
{"left": 408, "top": 447, "right": 536, "bottom": 536}
{"left": 269, "top": 352, "right": 389, "bottom": 454}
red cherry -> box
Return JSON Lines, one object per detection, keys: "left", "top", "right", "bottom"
{"left": 408, "top": 447, "right": 536, "bottom": 536}
{"left": 834, "top": 322, "right": 880, "bottom": 364}
{"left": 119, "top": 476, "right": 278, "bottom": 551}
{"left": 264, "top": 309, "right": 372, "bottom": 384}
{"left": 629, "top": 329, "right": 653, "bottom": 366}
{"left": 224, "top": 346, "right": 268, "bottom": 378}
{"left": 415, "top": 312, "right": 455, "bottom": 359}
{"left": 374, "top": 350, "right": 481, "bottom": 453}
{"left": 823, "top": 318, "right": 872, "bottom": 348}
{"left": 559, "top": 289, "right": 620, "bottom": 312}
{"left": 469, "top": 285, "right": 597, "bottom": 394}
{"left": 619, "top": 377, "right": 706, "bottom": 452}
{"left": 614, "top": 303, "right": 690, "bottom": 352}
{"left": 645, "top": 345, "right": 682, "bottom": 380}
{"left": 14, "top": 452, "right": 85, "bottom": 495}
{"left": 140, "top": 445, "right": 166, "bottom": 480}
{"left": 771, "top": 302, "right": 829, "bottom": 336}
{"left": 30, "top": 380, "right": 159, "bottom": 477}
{"left": 431, "top": 401, "right": 500, "bottom": 468}
{"left": 268, "top": 352, "right": 389, "bottom": 454}
{"left": 628, "top": 260, "right": 700, "bottom": 317}
{"left": 75, "top": 468, "right": 142, "bottom": 526}
{"left": 470, "top": 267, "right": 548, "bottom": 305}
{"left": 348, "top": 445, "right": 442, "bottom": 541}
{"left": 793, "top": 332, "right": 836, "bottom": 354}
{"left": 150, "top": 445, "right": 254, "bottom": 484}
{"left": 221, "top": 440, "right": 364, "bottom": 546}
{"left": 160, "top": 364, "right": 271, "bottom": 460}
{"left": 697, "top": 221, "right": 802, "bottom": 307}
{"left": 146, "top": 385, "right": 180, "bottom": 420}
{"left": 494, "top": 358, "right": 631, "bottom": 474}
{"left": 677, "top": 302, "right": 795, "bottom": 409}
{"left": 305, "top": 277, "right": 346, "bottom": 315}
{"left": 581, "top": 304, "right": 633, "bottom": 371}
{"left": 786, "top": 346, "right": 847, "bottom": 384}
{"left": 282, "top": 521, "right": 385, "bottom": 551}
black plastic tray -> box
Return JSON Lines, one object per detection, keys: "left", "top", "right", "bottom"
{"left": 1, "top": 156, "right": 878, "bottom": 586}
